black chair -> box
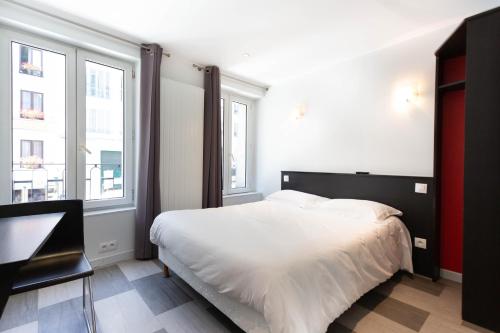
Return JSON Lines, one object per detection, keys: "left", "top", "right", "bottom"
{"left": 0, "top": 200, "right": 96, "bottom": 332}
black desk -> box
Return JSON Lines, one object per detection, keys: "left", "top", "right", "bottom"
{"left": 0, "top": 212, "right": 65, "bottom": 317}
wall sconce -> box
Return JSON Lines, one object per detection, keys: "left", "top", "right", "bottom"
{"left": 293, "top": 104, "right": 307, "bottom": 120}
{"left": 393, "top": 84, "right": 422, "bottom": 112}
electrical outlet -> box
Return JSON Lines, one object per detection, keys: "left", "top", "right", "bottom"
{"left": 99, "top": 240, "right": 118, "bottom": 253}
{"left": 108, "top": 240, "right": 118, "bottom": 251}
{"left": 414, "top": 237, "right": 427, "bottom": 249}
{"left": 283, "top": 175, "right": 289, "bottom": 182}
{"left": 99, "top": 242, "right": 109, "bottom": 253}
{"left": 415, "top": 183, "right": 428, "bottom": 194}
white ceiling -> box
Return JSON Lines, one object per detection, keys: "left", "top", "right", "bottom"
{"left": 12, "top": 0, "right": 500, "bottom": 85}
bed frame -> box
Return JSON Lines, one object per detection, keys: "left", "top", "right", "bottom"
{"left": 280, "top": 171, "right": 438, "bottom": 280}
{"left": 158, "top": 170, "right": 438, "bottom": 332}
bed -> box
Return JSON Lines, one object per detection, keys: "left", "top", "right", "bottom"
{"left": 150, "top": 187, "right": 414, "bottom": 333}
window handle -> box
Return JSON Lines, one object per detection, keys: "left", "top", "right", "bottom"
{"left": 79, "top": 144, "right": 92, "bottom": 154}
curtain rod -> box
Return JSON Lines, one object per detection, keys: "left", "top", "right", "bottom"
{"left": 6, "top": 0, "right": 171, "bottom": 57}
{"left": 193, "top": 64, "right": 269, "bottom": 90}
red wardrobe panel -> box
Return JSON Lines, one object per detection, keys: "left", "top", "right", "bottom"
{"left": 441, "top": 56, "right": 466, "bottom": 84}
{"left": 440, "top": 90, "right": 465, "bottom": 273}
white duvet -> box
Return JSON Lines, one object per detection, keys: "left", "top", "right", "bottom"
{"left": 150, "top": 200, "right": 413, "bottom": 333}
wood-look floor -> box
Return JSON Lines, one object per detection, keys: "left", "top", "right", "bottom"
{"left": 0, "top": 260, "right": 494, "bottom": 333}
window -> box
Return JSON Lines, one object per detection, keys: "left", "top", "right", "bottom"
{"left": 231, "top": 101, "right": 247, "bottom": 189}
{"left": 20, "top": 140, "right": 43, "bottom": 168}
{"left": 11, "top": 41, "right": 66, "bottom": 204}
{"left": 86, "top": 68, "right": 111, "bottom": 99}
{"left": 20, "top": 90, "right": 44, "bottom": 120}
{"left": 1, "top": 29, "right": 134, "bottom": 208}
{"left": 221, "top": 93, "right": 254, "bottom": 194}
{"left": 19, "top": 45, "right": 43, "bottom": 77}
{"left": 78, "top": 51, "right": 133, "bottom": 208}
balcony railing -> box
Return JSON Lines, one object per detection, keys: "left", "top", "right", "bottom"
{"left": 12, "top": 163, "right": 123, "bottom": 203}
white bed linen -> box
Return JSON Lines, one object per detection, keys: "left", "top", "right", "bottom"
{"left": 150, "top": 200, "right": 413, "bottom": 333}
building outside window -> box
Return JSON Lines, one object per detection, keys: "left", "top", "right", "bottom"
{"left": 19, "top": 45, "right": 43, "bottom": 77}
{"left": 20, "top": 90, "right": 44, "bottom": 120}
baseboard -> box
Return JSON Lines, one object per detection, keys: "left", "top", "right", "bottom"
{"left": 89, "top": 249, "right": 134, "bottom": 268}
{"left": 440, "top": 268, "right": 463, "bottom": 283}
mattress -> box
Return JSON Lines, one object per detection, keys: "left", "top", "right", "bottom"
{"left": 151, "top": 200, "right": 412, "bottom": 333}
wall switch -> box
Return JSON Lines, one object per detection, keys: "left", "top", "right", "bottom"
{"left": 415, "top": 183, "right": 428, "bottom": 194}
{"left": 414, "top": 237, "right": 427, "bottom": 249}
{"left": 283, "top": 175, "right": 289, "bottom": 182}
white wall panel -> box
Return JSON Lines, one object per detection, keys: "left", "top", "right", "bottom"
{"left": 160, "top": 78, "right": 204, "bottom": 211}
{"left": 255, "top": 27, "right": 454, "bottom": 197}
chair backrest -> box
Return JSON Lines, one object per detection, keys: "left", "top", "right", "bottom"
{"left": 0, "top": 200, "right": 84, "bottom": 257}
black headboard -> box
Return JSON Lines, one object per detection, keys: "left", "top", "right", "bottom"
{"left": 281, "top": 171, "right": 439, "bottom": 280}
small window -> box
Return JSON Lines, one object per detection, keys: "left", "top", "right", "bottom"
{"left": 231, "top": 101, "right": 247, "bottom": 189}
{"left": 20, "top": 90, "right": 44, "bottom": 120}
{"left": 86, "top": 67, "right": 111, "bottom": 99}
{"left": 20, "top": 139, "right": 44, "bottom": 169}
{"left": 84, "top": 61, "right": 125, "bottom": 201}
{"left": 221, "top": 93, "right": 253, "bottom": 194}
{"left": 19, "top": 45, "right": 43, "bottom": 77}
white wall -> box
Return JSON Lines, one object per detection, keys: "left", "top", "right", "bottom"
{"left": 255, "top": 26, "right": 454, "bottom": 196}
{"left": 84, "top": 209, "right": 135, "bottom": 267}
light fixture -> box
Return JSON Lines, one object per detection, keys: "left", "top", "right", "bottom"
{"left": 293, "top": 104, "right": 307, "bottom": 120}
{"left": 242, "top": 53, "right": 250, "bottom": 58}
{"left": 393, "top": 83, "right": 422, "bottom": 112}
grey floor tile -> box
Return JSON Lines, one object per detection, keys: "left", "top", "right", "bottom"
{"left": 93, "top": 265, "right": 133, "bottom": 301}
{"left": 38, "top": 297, "right": 86, "bottom": 333}
{"left": 94, "top": 289, "right": 162, "bottom": 333}
{"left": 170, "top": 273, "right": 206, "bottom": 302}
{"left": 357, "top": 290, "right": 430, "bottom": 331}
{"left": 392, "top": 273, "right": 444, "bottom": 297}
{"left": 118, "top": 260, "right": 162, "bottom": 282}
{"left": 0, "top": 321, "right": 37, "bottom": 333}
{"left": 133, "top": 273, "right": 192, "bottom": 315}
{"left": 206, "top": 306, "right": 245, "bottom": 333}
{"left": 327, "top": 321, "right": 355, "bottom": 333}
{"left": 155, "top": 301, "right": 230, "bottom": 333}
{"left": 0, "top": 291, "right": 38, "bottom": 332}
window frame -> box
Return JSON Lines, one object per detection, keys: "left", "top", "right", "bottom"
{"left": 76, "top": 50, "right": 134, "bottom": 209}
{"left": 0, "top": 28, "right": 77, "bottom": 204}
{"left": 0, "top": 27, "right": 135, "bottom": 209}
{"left": 221, "top": 91, "right": 255, "bottom": 195}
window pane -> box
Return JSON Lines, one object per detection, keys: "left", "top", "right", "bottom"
{"left": 19, "top": 45, "right": 43, "bottom": 77}
{"left": 231, "top": 101, "right": 247, "bottom": 189}
{"left": 12, "top": 42, "right": 66, "bottom": 203}
{"left": 85, "top": 61, "right": 124, "bottom": 201}
{"left": 20, "top": 90, "right": 44, "bottom": 120}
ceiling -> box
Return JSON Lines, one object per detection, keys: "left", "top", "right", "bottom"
{"left": 12, "top": 0, "right": 500, "bottom": 85}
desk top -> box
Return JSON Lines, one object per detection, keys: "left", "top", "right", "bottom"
{"left": 0, "top": 213, "right": 65, "bottom": 265}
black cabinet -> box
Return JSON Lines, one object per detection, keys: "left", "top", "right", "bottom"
{"left": 435, "top": 7, "right": 500, "bottom": 332}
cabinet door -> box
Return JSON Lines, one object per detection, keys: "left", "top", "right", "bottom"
{"left": 463, "top": 10, "right": 500, "bottom": 332}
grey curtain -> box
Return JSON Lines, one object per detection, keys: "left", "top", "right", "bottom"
{"left": 135, "top": 44, "right": 163, "bottom": 259}
{"left": 202, "top": 66, "right": 223, "bottom": 208}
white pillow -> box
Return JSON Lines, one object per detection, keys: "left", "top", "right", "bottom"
{"left": 265, "top": 190, "right": 330, "bottom": 208}
{"left": 316, "top": 199, "right": 402, "bottom": 221}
